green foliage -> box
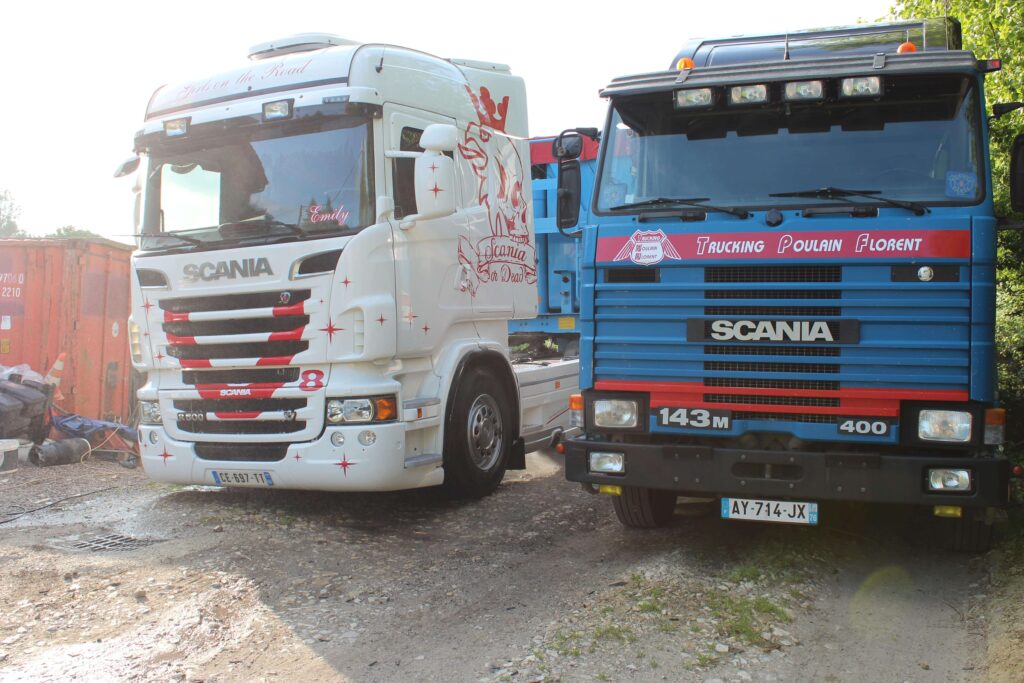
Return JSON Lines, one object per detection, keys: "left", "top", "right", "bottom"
{"left": 48, "top": 225, "right": 102, "bottom": 239}
{"left": 0, "top": 189, "right": 23, "bottom": 237}
{"left": 890, "top": 2, "right": 1024, "bottom": 441}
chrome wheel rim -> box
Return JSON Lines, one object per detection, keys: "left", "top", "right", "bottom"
{"left": 466, "top": 394, "right": 503, "bottom": 471}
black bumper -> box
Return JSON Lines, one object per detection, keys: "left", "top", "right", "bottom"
{"left": 565, "top": 438, "right": 1011, "bottom": 507}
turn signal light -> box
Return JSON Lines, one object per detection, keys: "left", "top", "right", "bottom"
{"left": 570, "top": 393, "right": 584, "bottom": 428}
{"left": 984, "top": 408, "right": 1006, "bottom": 445}
{"left": 374, "top": 397, "right": 397, "bottom": 422}
{"left": 676, "top": 57, "right": 695, "bottom": 70}
{"left": 933, "top": 505, "right": 963, "bottom": 519}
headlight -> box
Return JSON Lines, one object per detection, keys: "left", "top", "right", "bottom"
{"left": 840, "top": 76, "right": 881, "bottom": 98}
{"left": 325, "top": 397, "right": 397, "bottom": 424}
{"left": 589, "top": 451, "right": 626, "bottom": 474}
{"left": 593, "top": 399, "right": 638, "bottom": 429}
{"left": 128, "top": 317, "right": 143, "bottom": 364}
{"left": 139, "top": 401, "right": 162, "bottom": 425}
{"left": 927, "top": 468, "right": 972, "bottom": 492}
{"left": 918, "top": 410, "right": 972, "bottom": 443}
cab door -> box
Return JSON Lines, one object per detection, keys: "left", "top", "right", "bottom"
{"left": 385, "top": 105, "right": 475, "bottom": 358}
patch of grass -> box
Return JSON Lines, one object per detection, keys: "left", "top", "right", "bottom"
{"left": 695, "top": 651, "right": 718, "bottom": 667}
{"left": 705, "top": 590, "right": 790, "bottom": 645}
{"left": 551, "top": 629, "right": 583, "bottom": 657}
{"left": 637, "top": 599, "right": 661, "bottom": 612}
{"left": 727, "top": 563, "right": 763, "bottom": 583}
{"left": 592, "top": 623, "right": 636, "bottom": 643}
{"left": 656, "top": 619, "right": 678, "bottom": 633}
{"left": 596, "top": 672, "right": 611, "bottom": 681}
{"left": 649, "top": 659, "right": 659, "bottom": 669}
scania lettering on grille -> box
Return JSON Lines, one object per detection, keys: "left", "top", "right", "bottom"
{"left": 219, "top": 388, "right": 252, "bottom": 397}
{"left": 183, "top": 258, "right": 273, "bottom": 282}
{"left": 687, "top": 319, "right": 860, "bottom": 344}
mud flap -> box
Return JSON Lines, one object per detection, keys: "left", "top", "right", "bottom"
{"left": 508, "top": 437, "right": 526, "bottom": 470}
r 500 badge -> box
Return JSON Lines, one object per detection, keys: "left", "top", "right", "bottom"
{"left": 656, "top": 407, "right": 731, "bottom": 430}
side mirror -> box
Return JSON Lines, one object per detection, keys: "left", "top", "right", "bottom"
{"left": 399, "top": 152, "right": 456, "bottom": 229}
{"left": 553, "top": 134, "right": 583, "bottom": 161}
{"left": 556, "top": 159, "right": 582, "bottom": 232}
{"left": 420, "top": 123, "right": 458, "bottom": 153}
{"left": 1012, "top": 133, "right": 1024, "bottom": 213}
{"left": 114, "top": 156, "right": 140, "bottom": 178}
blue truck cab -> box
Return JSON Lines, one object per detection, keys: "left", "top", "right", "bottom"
{"left": 557, "top": 18, "right": 1024, "bottom": 551}
{"left": 507, "top": 137, "right": 598, "bottom": 355}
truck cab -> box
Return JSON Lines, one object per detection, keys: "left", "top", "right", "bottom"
{"left": 127, "top": 35, "right": 578, "bottom": 496}
{"left": 559, "top": 18, "right": 1023, "bottom": 549}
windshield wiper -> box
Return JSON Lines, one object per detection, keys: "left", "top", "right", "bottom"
{"left": 217, "top": 219, "right": 305, "bottom": 238}
{"left": 611, "top": 197, "right": 750, "bottom": 219}
{"left": 769, "top": 187, "right": 927, "bottom": 216}
{"left": 134, "top": 232, "right": 204, "bottom": 246}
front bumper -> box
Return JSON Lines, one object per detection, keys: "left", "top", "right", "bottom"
{"left": 565, "top": 438, "right": 1010, "bottom": 507}
{"left": 139, "top": 422, "right": 444, "bottom": 492}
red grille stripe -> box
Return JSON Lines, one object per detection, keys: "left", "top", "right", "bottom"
{"left": 256, "top": 355, "right": 296, "bottom": 366}
{"left": 180, "top": 359, "right": 213, "bottom": 369}
{"left": 272, "top": 302, "right": 306, "bottom": 317}
{"left": 268, "top": 326, "right": 306, "bottom": 342}
{"left": 163, "top": 311, "right": 190, "bottom": 322}
{"left": 213, "top": 412, "right": 262, "bottom": 420}
{"left": 595, "top": 380, "right": 969, "bottom": 418}
{"left": 166, "top": 334, "right": 197, "bottom": 345}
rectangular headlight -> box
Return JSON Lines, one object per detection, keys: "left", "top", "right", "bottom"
{"left": 593, "top": 399, "right": 638, "bottom": 429}
{"left": 675, "top": 88, "right": 714, "bottom": 108}
{"left": 728, "top": 84, "right": 768, "bottom": 105}
{"left": 262, "top": 99, "right": 293, "bottom": 121}
{"left": 784, "top": 80, "right": 824, "bottom": 101}
{"left": 927, "top": 468, "right": 972, "bottom": 492}
{"left": 139, "top": 400, "right": 162, "bottom": 425}
{"left": 163, "top": 117, "right": 190, "bottom": 138}
{"left": 840, "top": 76, "right": 881, "bottom": 98}
{"left": 918, "top": 410, "right": 972, "bottom": 443}
{"left": 589, "top": 451, "right": 626, "bottom": 474}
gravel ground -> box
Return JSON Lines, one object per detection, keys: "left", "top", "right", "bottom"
{"left": 0, "top": 451, "right": 1017, "bottom": 682}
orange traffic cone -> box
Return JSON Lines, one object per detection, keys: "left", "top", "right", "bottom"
{"left": 44, "top": 352, "right": 66, "bottom": 401}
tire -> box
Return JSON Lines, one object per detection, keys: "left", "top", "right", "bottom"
{"left": 612, "top": 486, "right": 677, "bottom": 528}
{"left": 947, "top": 513, "right": 994, "bottom": 553}
{"left": 441, "top": 367, "right": 513, "bottom": 499}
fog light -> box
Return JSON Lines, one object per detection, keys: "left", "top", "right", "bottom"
{"left": 139, "top": 401, "right": 162, "bottom": 425}
{"left": 933, "top": 505, "right": 963, "bottom": 518}
{"left": 840, "top": 76, "right": 881, "bottom": 98}
{"left": 918, "top": 266, "right": 934, "bottom": 282}
{"left": 149, "top": 430, "right": 159, "bottom": 445}
{"left": 589, "top": 451, "right": 626, "bottom": 475}
{"left": 330, "top": 432, "right": 345, "bottom": 447}
{"left": 358, "top": 430, "right": 377, "bottom": 446}
{"left": 784, "top": 80, "right": 824, "bottom": 101}
{"left": 593, "top": 399, "right": 638, "bottom": 429}
{"left": 262, "top": 99, "right": 293, "bottom": 121}
{"left": 927, "top": 468, "right": 972, "bottom": 492}
{"left": 918, "top": 410, "right": 972, "bottom": 442}
{"left": 675, "top": 88, "right": 713, "bottom": 108}
{"left": 598, "top": 485, "right": 622, "bottom": 496}
{"left": 163, "top": 117, "right": 190, "bottom": 137}
{"left": 728, "top": 84, "right": 768, "bottom": 105}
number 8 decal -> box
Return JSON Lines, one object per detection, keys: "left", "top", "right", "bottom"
{"left": 300, "top": 369, "right": 325, "bottom": 391}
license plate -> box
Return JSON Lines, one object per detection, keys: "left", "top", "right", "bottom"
{"left": 210, "top": 470, "right": 275, "bottom": 487}
{"left": 721, "top": 497, "right": 818, "bottom": 525}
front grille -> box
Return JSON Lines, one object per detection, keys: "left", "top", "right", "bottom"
{"left": 734, "top": 412, "right": 837, "bottom": 424}
{"left": 704, "top": 378, "right": 839, "bottom": 391}
{"left": 178, "top": 420, "right": 306, "bottom": 435}
{"left": 705, "top": 360, "right": 841, "bottom": 374}
{"left": 161, "top": 290, "right": 310, "bottom": 313}
{"left": 705, "top": 394, "right": 840, "bottom": 407}
{"left": 164, "top": 316, "right": 310, "bottom": 337}
{"left": 706, "top": 289, "right": 841, "bottom": 300}
{"left": 705, "top": 265, "right": 841, "bottom": 283}
{"left": 167, "top": 341, "right": 308, "bottom": 360}
{"left": 705, "top": 345, "right": 840, "bottom": 357}
{"left": 173, "top": 399, "right": 306, "bottom": 412}
{"left": 182, "top": 368, "right": 301, "bottom": 385}
{"left": 194, "top": 443, "right": 289, "bottom": 462}
{"left": 704, "top": 306, "right": 841, "bottom": 317}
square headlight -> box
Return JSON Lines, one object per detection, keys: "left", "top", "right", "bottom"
{"left": 589, "top": 451, "right": 626, "bottom": 474}
{"left": 927, "top": 468, "right": 972, "bottom": 492}
{"left": 918, "top": 410, "right": 972, "bottom": 443}
{"left": 593, "top": 399, "right": 638, "bottom": 429}
{"left": 139, "top": 400, "right": 162, "bottom": 425}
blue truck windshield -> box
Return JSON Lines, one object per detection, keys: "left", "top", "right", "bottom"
{"left": 140, "top": 115, "right": 375, "bottom": 252}
{"left": 596, "top": 75, "right": 981, "bottom": 212}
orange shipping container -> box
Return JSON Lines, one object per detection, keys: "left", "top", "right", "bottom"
{"left": 0, "top": 238, "right": 134, "bottom": 421}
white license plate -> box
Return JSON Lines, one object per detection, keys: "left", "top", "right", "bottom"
{"left": 721, "top": 497, "right": 818, "bottom": 525}
{"left": 210, "top": 470, "right": 275, "bottom": 487}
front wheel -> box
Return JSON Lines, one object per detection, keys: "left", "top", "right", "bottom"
{"left": 441, "top": 367, "right": 513, "bottom": 499}
{"left": 612, "top": 486, "right": 677, "bottom": 528}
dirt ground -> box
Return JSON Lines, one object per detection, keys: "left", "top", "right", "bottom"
{"left": 0, "top": 451, "right": 1021, "bottom": 683}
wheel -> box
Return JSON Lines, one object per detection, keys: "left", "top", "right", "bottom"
{"left": 946, "top": 512, "right": 994, "bottom": 553}
{"left": 441, "top": 367, "right": 513, "bottom": 499}
{"left": 612, "top": 486, "right": 677, "bottom": 528}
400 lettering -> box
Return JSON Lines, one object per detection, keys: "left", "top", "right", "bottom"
{"left": 838, "top": 418, "right": 891, "bottom": 436}
{"left": 657, "top": 407, "right": 732, "bottom": 430}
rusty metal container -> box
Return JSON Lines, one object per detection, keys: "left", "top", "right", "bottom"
{"left": 0, "top": 238, "right": 134, "bottom": 421}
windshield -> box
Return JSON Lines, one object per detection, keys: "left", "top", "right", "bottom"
{"left": 596, "top": 74, "right": 982, "bottom": 212}
{"left": 140, "top": 114, "right": 374, "bottom": 251}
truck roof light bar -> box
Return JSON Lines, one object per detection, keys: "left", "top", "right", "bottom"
{"left": 163, "top": 117, "right": 190, "bottom": 138}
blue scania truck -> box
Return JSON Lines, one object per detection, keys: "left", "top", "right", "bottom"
{"left": 554, "top": 18, "right": 1024, "bottom": 551}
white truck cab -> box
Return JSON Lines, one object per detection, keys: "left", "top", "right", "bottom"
{"left": 125, "top": 35, "right": 578, "bottom": 496}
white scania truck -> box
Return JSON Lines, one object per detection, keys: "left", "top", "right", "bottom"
{"left": 122, "top": 35, "right": 579, "bottom": 496}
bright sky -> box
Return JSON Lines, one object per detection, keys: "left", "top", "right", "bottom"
{"left": 0, "top": 0, "right": 895, "bottom": 242}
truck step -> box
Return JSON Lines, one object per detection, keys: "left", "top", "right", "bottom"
{"left": 404, "top": 453, "right": 443, "bottom": 469}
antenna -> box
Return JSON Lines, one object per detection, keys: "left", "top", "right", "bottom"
{"left": 783, "top": 33, "right": 790, "bottom": 60}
